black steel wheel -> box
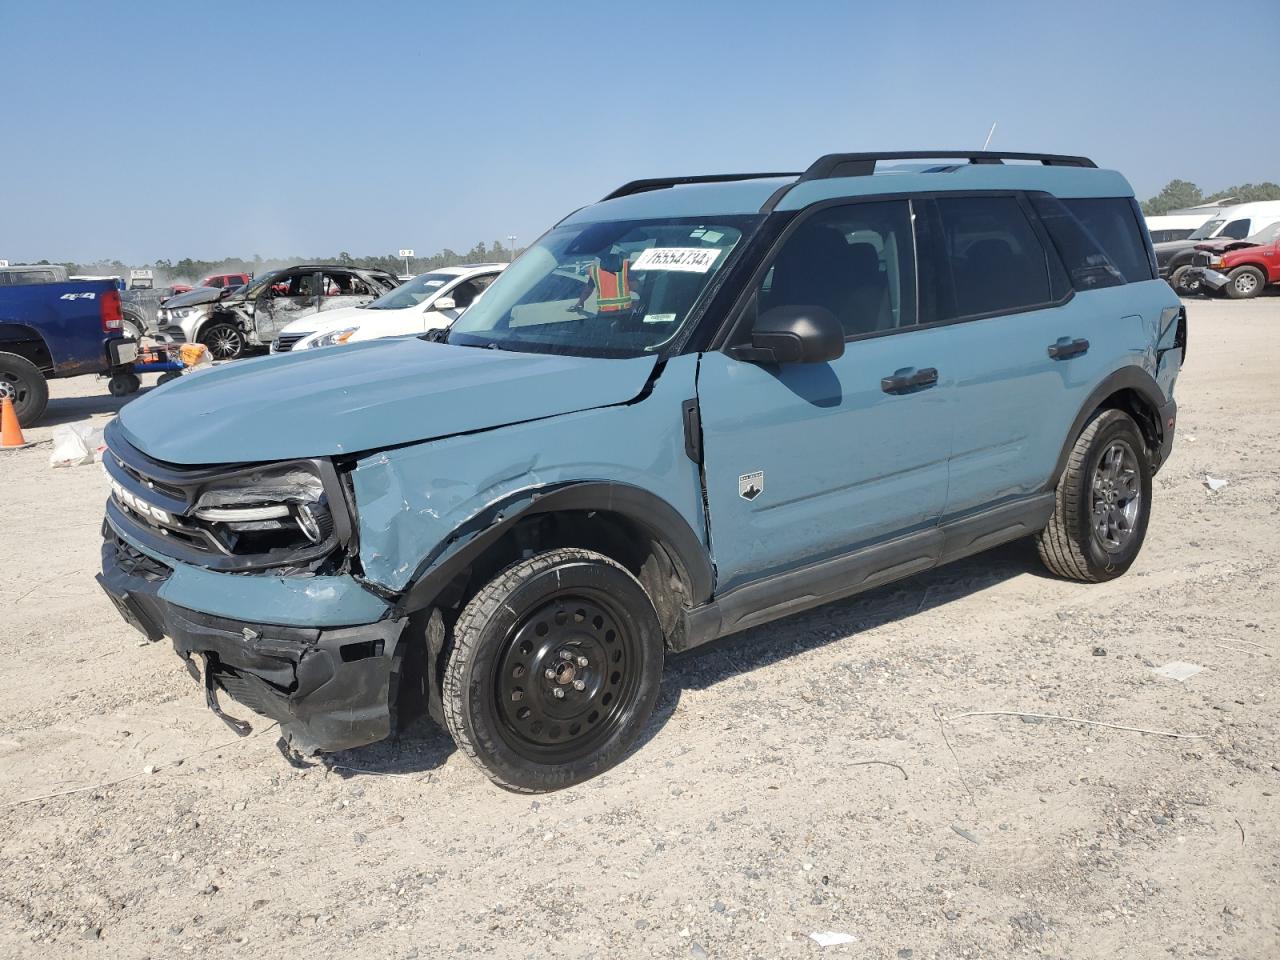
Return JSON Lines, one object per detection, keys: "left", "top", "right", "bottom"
{"left": 1037, "top": 409, "right": 1153, "bottom": 582}
{"left": 0, "top": 351, "right": 49, "bottom": 427}
{"left": 443, "top": 548, "right": 664, "bottom": 792}
{"left": 198, "top": 321, "right": 245, "bottom": 360}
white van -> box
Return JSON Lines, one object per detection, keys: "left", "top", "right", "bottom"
{"left": 1144, "top": 214, "right": 1210, "bottom": 244}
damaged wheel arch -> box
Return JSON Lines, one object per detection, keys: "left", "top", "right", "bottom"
{"left": 396, "top": 481, "right": 714, "bottom": 636}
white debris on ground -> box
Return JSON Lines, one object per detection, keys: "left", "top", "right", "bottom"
{"left": 1203, "top": 475, "right": 1229, "bottom": 492}
{"left": 809, "top": 931, "right": 858, "bottom": 946}
{"left": 1150, "top": 661, "right": 1205, "bottom": 682}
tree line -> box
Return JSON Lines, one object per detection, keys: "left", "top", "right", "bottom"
{"left": 19, "top": 179, "right": 1280, "bottom": 279}
{"left": 1140, "top": 180, "right": 1280, "bottom": 216}
{"left": 52, "top": 238, "right": 524, "bottom": 285}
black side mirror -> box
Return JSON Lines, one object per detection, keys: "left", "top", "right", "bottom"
{"left": 731, "top": 305, "right": 844, "bottom": 364}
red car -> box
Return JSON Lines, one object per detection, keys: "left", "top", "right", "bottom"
{"left": 1189, "top": 221, "right": 1280, "bottom": 299}
{"left": 198, "top": 272, "right": 251, "bottom": 290}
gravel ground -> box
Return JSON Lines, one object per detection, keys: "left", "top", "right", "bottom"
{"left": 0, "top": 297, "right": 1276, "bottom": 959}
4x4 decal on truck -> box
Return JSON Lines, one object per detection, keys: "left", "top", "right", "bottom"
{"left": 739, "top": 471, "right": 764, "bottom": 501}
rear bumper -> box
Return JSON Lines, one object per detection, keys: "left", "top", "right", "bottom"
{"left": 97, "top": 527, "right": 406, "bottom": 754}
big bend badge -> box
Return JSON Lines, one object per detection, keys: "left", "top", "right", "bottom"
{"left": 738, "top": 471, "right": 764, "bottom": 501}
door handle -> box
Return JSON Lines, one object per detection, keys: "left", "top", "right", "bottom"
{"left": 1047, "top": 338, "right": 1089, "bottom": 360}
{"left": 880, "top": 367, "right": 938, "bottom": 394}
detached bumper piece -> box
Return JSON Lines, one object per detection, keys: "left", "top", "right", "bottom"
{"left": 97, "top": 532, "right": 406, "bottom": 754}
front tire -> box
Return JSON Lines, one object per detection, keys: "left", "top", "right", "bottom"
{"left": 442, "top": 548, "right": 664, "bottom": 792}
{"left": 1037, "top": 409, "right": 1153, "bottom": 582}
{"left": 1169, "top": 265, "right": 1200, "bottom": 295}
{"left": 1224, "top": 265, "right": 1266, "bottom": 300}
{"left": 0, "top": 351, "right": 50, "bottom": 427}
{"left": 198, "top": 321, "right": 245, "bottom": 361}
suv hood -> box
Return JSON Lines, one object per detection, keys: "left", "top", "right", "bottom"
{"left": 117, "top": 338, "right": 660, "bottom": 464}
{"left": 1193, "top": 237, "right": 1260, "bottom": 254}
{"left": 161, "top": 285, "right": 226, "bottom": 309}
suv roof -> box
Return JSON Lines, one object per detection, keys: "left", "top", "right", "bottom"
{"left": 569, "top": 151, "right": 1130, "bottom": 225}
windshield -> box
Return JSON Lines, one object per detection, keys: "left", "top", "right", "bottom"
{"left": 1245, "top": 222, "right": 1280, "bottom": 245}
{"left": 447, "top": 216, "right": 758, "bottom": 357}
{"left": 365, "top": 272, "right": 457, "bottom": 310}
{"left": 239, "top": 269, "right": 286, "bottom": 299}
{"left": 1188, "top": 219, "right": 1223, "bottom": 240}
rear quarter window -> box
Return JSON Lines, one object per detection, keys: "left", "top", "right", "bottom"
{"left": 1064, "top": 198, "right": 1155, "bottom": 282}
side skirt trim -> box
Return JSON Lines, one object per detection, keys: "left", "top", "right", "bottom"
{"left": 674, "top": 493, "right": 1054, "bottom": 652}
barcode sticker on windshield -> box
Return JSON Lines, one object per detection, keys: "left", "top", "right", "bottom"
{"left": 631, "top": 247, "right": 722, "bottom": 273}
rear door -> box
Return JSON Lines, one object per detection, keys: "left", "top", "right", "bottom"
{"left": 317, "top": 270, "right": 379, "bottom": 315}
{"left": 697, "top": 199, "right": 953, "bottom": 591}
{"left": 928, "top": 194, "right": 1152, "bottom": 517}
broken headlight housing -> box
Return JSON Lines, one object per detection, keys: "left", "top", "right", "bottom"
{"left": 193, "top": 464, "right": 338, "bottom": 555}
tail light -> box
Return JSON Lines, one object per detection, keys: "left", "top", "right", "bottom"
{"left": 100, "top": 288, "right": 123, "bottom": 333}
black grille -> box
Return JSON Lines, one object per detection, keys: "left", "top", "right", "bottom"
{"left": 272, "top": 333, "right": 307, "bottom": 353}
{"left": 105, "top": 528, "right": 174, "bottom": 582}
{"left": 162, "top": 325, "right": 188, "bottom": 342}
{"left": 1192, "top": 251, "right": 1211, "bottom": 267}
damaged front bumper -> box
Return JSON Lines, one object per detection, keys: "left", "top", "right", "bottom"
{"left": 97, "top": 523, "right": 406, "bottom": 754}
{"left": 1185, "top": 267, "right": 1230, "bottom": 291}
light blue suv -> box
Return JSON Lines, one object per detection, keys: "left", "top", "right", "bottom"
{"left": 98, "top": 151, "right": 1186, "bottom": 791}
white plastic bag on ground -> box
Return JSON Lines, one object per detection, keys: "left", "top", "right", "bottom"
{"left": 49, "top": 422, "right": 105, "bottom": 467}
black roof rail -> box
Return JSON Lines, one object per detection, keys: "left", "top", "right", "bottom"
{"left": 602, "top": 172, "right": 799, "bottom": 202}
{"left": 798, "top": 151, "right": 1097, "bottom": 181}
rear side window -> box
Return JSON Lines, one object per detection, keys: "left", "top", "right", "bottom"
{"left": 1064, "top": 198, "right": 1155, "bottom": 282}
{"left": 1031, "top": 196, "right": 1125, "bottom": 291}
{"left": 933, "top": 196, "right": 1052, "bottom": 318}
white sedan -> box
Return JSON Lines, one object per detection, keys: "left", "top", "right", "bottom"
{"left": 271, "top": 263, "right": 506, "bottom": 352}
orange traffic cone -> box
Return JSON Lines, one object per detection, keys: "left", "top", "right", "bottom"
{"left": 1, "top": 395, "right": 32, "bottom": 449}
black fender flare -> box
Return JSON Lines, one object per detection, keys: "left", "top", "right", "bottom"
{"left": 395, "top": 481, "right": 714, "bottom": 615}
{"left": 1046, "top": 365, "right": 1171, "bottom": 487}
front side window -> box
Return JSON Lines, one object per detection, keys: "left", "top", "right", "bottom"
{"left": 934, "top": 196, "right": 1052, "bottom": 318}
{"left": 757, "top": 200, "right": 917, "bottom": 338}
{"left": 448, "top": 216, "right": 757, "bottom": 357}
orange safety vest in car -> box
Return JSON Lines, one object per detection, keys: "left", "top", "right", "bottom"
{"left": 588, "top": 260, "right": 631, "bottom": 312}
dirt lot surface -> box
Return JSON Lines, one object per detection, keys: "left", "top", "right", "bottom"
{"left": 1, "top": 297, "right": 1277, "bottom": 959}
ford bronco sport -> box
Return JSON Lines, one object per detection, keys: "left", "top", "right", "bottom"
{"left": 98, "top": 151, "right": 1186, "bottom": 792}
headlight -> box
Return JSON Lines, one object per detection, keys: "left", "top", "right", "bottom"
{"left": 307, "top": 327, "right": 359, "bottom": 349}
{"left": 1209, "top": 257, "right": 1224, "bottom": 268}
{"left": 172, "top": 306, "right": 208, "bottom": 320}
{"left": 193, "top": 465, "right": 335, "bottom": 547}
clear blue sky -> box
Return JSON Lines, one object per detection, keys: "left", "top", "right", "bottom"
{"left": 2, "top": 0, "right": 1276, "bottom": 265}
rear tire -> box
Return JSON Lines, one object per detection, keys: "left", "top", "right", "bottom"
{"left": 442, "top": 548, "right": 664, "bottom": 792}
{"left": 0, "top": 351, "right": 50, "bottom": 427}
{"left": 1037, "top": 409, "right": 1152, "bottom": 582}
{"left": 1224, "top": 265, "right": 1266, "bottom": 300}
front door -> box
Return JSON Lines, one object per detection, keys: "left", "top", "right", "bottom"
{"left": 697, "top": 200, "right": 953, "bottom": 591}
{"left": 254, "top": 269, "right": 320, "bottom": 340}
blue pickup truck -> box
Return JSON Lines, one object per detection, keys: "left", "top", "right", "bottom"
{"left": 0, "top": 278, "right": 137, "bottom": 426}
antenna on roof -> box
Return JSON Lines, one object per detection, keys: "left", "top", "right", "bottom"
{"left": 982, "top": 122, "right": 997, "bottom": 151}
